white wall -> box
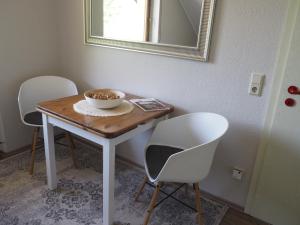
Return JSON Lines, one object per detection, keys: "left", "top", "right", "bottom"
{"left": 57, "top": 0, "right": 288, "bottom": 207}
{"left": 0, "top": 0, "right": 59, "bottom": 151}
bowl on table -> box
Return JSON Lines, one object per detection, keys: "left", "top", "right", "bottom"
{"left": 84, "top": 89, "right": 125, "bottom": 109}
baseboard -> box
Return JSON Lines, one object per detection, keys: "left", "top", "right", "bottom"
{"left": 0, "top": 144, "right": 32, "bottom": 160}
{"left": 0, "top": 133, "right": 66, "bottom": 161}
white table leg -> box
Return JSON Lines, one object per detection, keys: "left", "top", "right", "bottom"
{"left": 42, "top": 114, "right": 57, "bottom": 190}
{"left": 102, "top": 140, "right": 115, "bottom": 225}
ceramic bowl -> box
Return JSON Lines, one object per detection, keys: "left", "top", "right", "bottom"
{"left": 84, "top": 89, "right": 125, "bottom": 109}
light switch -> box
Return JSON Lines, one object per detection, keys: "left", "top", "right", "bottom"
{"left": 232, "top": 168, "right": 243, "bottom": 180}
{"left": 249, "top": 73, "right": 265, "bottom": 96}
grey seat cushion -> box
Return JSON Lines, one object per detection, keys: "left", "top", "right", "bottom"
{"left": 146, "top": 145, "right": 183, "bottom": 180}
{"left": 24, "top": 111, "right": 43, "bottom": 126}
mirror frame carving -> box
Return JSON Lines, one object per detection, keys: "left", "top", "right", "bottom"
{"left": 85, "top": 0, "right": 216, "bottom": 61}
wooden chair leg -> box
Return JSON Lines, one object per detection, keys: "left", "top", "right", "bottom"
{"left": 65, "top": 132, "right": 78, "bottom": 168}
{"left": 185, "top": 183, "right": 189, "bottom": 196}
{"left": 193, "top": 183, "right": 205, "bottom": 225}
{"left": 29, "top": 127, "right": 40, "bottom": 175}
{"left": 143, "top": 183, "right": 161, "bottom": 225}
{"left": 135, "top": 176, "right": 148, "bottom": 201}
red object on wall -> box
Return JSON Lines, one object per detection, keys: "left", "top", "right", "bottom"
{"left": 285, "top": 98, "right": 296, "bottom": 107}
{"left": 288, "top": 86, "right": 300, "bottom": 95}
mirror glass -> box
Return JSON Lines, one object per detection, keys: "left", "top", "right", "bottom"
{"left": 86, "top": 0, "right": 216, "bottom": 61}
{"left": 91, "top": 0, "right": 201, "bottom": 47}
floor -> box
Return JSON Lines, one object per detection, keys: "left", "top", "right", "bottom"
{"left": 221, "top": 208, "right": 270, "bottom": 225}
{"left": 0, "top": 140, "right": 270, "bottom": 225}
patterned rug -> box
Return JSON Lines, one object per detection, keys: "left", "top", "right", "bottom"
{"left": 0, "top": 140, "right": 228, "bottom": 225}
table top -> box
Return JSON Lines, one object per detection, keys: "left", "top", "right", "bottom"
{"left": 37, "top": 94, "right": 174, "bottom": 138}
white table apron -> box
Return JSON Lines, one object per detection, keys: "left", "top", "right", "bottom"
{"left": 41, "top": 113, "right": 169, "bottom": 225}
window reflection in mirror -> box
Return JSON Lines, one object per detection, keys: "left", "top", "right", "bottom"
{"left": 104, "top": 0, "right": 147, "bottom": 42}
{"left": 91, "top": 0, "right": 202, "bottom": 47}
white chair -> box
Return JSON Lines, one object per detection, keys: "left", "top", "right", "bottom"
{"left": 18, "top": 76, "right": 78, "bottom": 175}
{"left": 135, "top": 112, "right": 229, "bottom": 225}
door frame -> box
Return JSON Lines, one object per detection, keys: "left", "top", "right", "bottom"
{"left": 245, "top": 0, "right": 300, "bottom": 214}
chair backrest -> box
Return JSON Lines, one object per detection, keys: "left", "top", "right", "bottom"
{"left": 145, "top": 112, "right": 229, "bottom": 183}
{"left": 18, "top": 76, "right": 78, "bottom": 125}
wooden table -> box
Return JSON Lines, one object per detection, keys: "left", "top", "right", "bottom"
{"left": 37, "top": 94, "right": 173, "bottom": 225}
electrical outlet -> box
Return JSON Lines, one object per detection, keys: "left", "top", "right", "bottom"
{"left": 232, "top": 168, "right": 243, "bottom": 180}
{"left": 249, "top": 73, "right": 265, "bottom": 96}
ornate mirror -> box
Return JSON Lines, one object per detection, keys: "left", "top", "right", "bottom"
{"left": 85, "top": 0, "right": 216, "bottom": 61}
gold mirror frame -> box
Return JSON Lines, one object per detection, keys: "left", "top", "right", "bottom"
{"left": 85, "top": 0, "right": 216, "bottom": 61}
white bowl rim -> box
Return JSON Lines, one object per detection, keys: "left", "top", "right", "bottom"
{"left": 84, "top": 89, "right": 126, "bottom": 100}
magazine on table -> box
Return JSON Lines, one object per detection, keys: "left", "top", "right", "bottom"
{"left": 130, "top": 98, "right": 170, "bottom": 112}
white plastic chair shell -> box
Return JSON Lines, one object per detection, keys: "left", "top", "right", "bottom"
{"left": 144, "top": 112, "right": 229, "bottom": 184}
{"left": 18, "top": 76, "right": 78, "bottom": 127}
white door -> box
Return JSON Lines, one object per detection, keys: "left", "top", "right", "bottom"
{"left": 247, "top": 1, "right": 300, "bottom": 225}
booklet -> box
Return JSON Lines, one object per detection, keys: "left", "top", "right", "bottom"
{"left": 130, "top": 98, "right": 170, "bottom": 112}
